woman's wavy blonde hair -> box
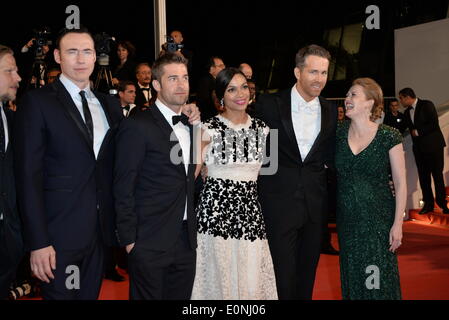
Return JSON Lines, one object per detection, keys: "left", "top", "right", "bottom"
{"left": 352, "top": 77, "right": 384, "bottom": 122}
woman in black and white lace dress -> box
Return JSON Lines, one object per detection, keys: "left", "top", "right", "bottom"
{"left": 191, "top": 68, "right": 277, "bottom": 300}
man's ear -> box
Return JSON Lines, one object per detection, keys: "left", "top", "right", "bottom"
{"left": 294, "top": 67, "right": 301, "bottom": 80}
{"left": 54, "top": 49, "right": 61, "bottom": 64}
{"left": 152, "top": 79, "right": 161, "bottom": 92}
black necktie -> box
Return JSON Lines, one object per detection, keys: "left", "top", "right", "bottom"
{"left": 0, "top": 104, "right": 6, "bottom": 153}
{"left": 79, "top": 90, "right": 94, "bottom": 144}
{"left": 172, "top": 114, "right": 190, "bottom": 126}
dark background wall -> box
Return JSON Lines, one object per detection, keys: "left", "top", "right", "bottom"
{"left": 2, "top": 0, "right": 448, "bottom": 97}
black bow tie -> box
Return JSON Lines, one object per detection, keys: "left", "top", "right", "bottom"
{"left": 141, "top": 87, "right": 150, "bottom": 91}
{"left": 172, "top": 114, "right": 189, "bottom": 126}
{"left": 123, "top": 105, "right": 130, "bottom": 111}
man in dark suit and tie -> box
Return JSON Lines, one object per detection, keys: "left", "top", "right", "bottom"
{"left": 134, "top": 63, "right": 156, "bottom": 108}
{"left": 114, "top": 53, "right": 200, "bottom": 300}
{"left": 14, "top": 27, "right": 123, "bottom": 300}
{"left": 399, "top": 87, "right": 448, "bottom": 214}
{"left": 255, "top": 45, "right": 337, "bottom": 300}
{"left": 196, "top": 56, "right": 225, "bottom": 121}
{"left": 117, "top": 80, "right": 139, "bottom": 118}
{"left": 0, "top": 45, "right": 24, "bottom": 300}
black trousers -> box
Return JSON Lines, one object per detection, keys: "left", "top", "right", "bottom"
{"left": 128, "top": 222, "right": 196, "bottom": 300}
{"left": 414, "top": 147, "right": 447, "bottom": 209}
{"left": 40, "top": 234, "right": 104, "bottom": 300}
{"left": 265, "top": 208, "right": 323, "bottom": 300}
{"left": 0, "top": 220, "right": 23, "bottom": 300}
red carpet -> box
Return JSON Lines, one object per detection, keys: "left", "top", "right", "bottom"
{"left": 313, "top": 221, "right": 449, "bottom": 300}
{"left": 409, "top": 209, "right": 449, "bottom": 227}
{"left": 21, "top": 220, "right": 449, "bottom": 300}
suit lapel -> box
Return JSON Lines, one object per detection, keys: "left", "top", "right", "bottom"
{"left": 414, "top": 99, "right": 422, "bottom": 125}
{"left": 187, "top": 122, "right": 195, "bottom": 178}
{"left": 4, "top": 107, "right": 13, "bottom": 154}
{"left": 303, "top": 97, "right": 329, "bottom": 163}
{"left": 277, "top": 90, "right": 302, "bottom": 161}
{"left": 93, "top": 91, "right": 113, "bottom": 129}
{"left": 94, "top": 92, "right": 120, "bottom": 161}
{"left": 53, "top": 80, "right": 94, "bottom": 155}
{"left": 150, "top": 105, "right": 186, "bottom": 176}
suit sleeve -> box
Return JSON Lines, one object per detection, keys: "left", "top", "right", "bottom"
{"left": 196, "top": 76, "right": 213, "bottom": 111}
{"left": 14, "top": 92, "right": 50, "bottom": 250}
{"left": 114, "top": 117, "right": 146, "bottom": 246}
{"left": 254, "top": 94, "right": 267, "bottom": 123}
{"left": 418, "top": 101, "right": 441, "bottom": 137}
{"left": 324, "top": 102, "right": 337, "bottom": 171}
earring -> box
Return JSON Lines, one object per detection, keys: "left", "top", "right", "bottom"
{"left": 220, "top": 98, "right": 224, "bottom": 107}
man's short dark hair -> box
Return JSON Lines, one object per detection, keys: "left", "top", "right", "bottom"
{"left": 398, "top": 87, "right": 416, "bottom": 99}
{"left": 117, "top": 80, "right": 136, "bottom": 93}
{"left": 389, "top": 98, "right": 399, "bottom": 104}
{"left": 295, "top": 44, "right": 331, "bottom": 69}
{"left": 55, "top": 26, "right": 94, "bottom": 50}
{"left": 152, "top": 53, "right": 188, "bottom": 82}
{"left": 0, "top": 45, "right": 14, "bottom": 61}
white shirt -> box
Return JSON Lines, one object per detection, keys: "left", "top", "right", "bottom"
{"left": 121, "top": 103, "right": 136, "bottom": 117}
{"left": 0, "top": 102, "right": 9, "bottom": 151}
{"left": 410, "top": 98, "right": 418, "bottom": 124}
{"left": 291, "top": 86, "right": 321, "bottom": 161}
{"left": 155, "top": 99, "right": 190, "bottom": 221}
{"left": 59, "top": 74, "right": 110, "bottom": 159}
{"left": 138, "top": 83, "right": 152, "bottom": 102}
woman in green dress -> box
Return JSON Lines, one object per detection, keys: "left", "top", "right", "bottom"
{"left": 335, "top": 78, "right": 406, "bottom": 300}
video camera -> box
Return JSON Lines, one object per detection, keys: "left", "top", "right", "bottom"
{"left": 32, "top": 27, "right": 52, "bottom": 60}
{"left": 163, "top": 36, "right": 184, "bottom": 53}
{"left": 94, "top": 32, "right": 116, "bottom": 66}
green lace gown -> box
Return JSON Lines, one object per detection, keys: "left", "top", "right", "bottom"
{"left": 335, "top": 121, "right": 402, "bottom": 300}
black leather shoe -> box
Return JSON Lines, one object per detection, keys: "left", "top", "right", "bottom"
{"left": 321, "top": 245, "right": 339, "bottom": 255}
{"left": 442, "top": 207, "right": 449, "bottom": 214}
{"left": 104, "top": 271, "right": 125, "bottom": 282}
{"left": 418, "top": 207, "right": 434, "bottom": 215}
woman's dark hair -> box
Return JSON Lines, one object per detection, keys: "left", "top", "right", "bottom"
{"left": 215, "top": 67, "right": 246, "bottom": 101}
{"left": 117, "top": 40, "right": 136, "bottom": 59}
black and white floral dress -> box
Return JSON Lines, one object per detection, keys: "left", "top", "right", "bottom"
{"left": 191, "top": 114, "right": 277, "bottom": 300}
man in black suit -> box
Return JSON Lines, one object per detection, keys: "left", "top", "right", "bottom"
{"left": 114, "top": 53, "right": 200, "bottom": 300}
{"left": 399, "top": 87, "right": 448, "bottom": 214}
{"left": 0, "top": 45, "right": 23, "bottom": 300}
{"left": 14, "top": 27, "right": 123, "bottom": 300}
{"left": 256, "top": 45, "right": 336, "bottom": 300}
{"left": 134, "top": 63, "right": 156, "bottom": 108}
{"left": 384, "top": 98, "right": 406, "bottom": 134}
{"left": 196, "top": 56, "right": 225, "bottom": 121}
{"left": 117, "top": 80, "right": 139, "bottom": 117}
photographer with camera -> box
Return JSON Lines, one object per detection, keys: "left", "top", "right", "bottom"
{"left": 160, "top": 30, "right": 193, "bottom": 73}
{"left": 20, "top": 28, "right": 55, "bottom": 90}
